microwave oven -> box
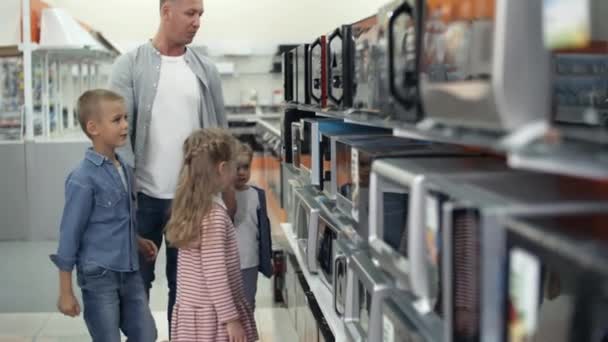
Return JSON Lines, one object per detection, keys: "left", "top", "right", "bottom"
{"left": 298, "top": 118, "right": 343, "bottom": 185}
{"left": 294, "top": 185, "right": 322, "bottom": 274}
{"left": 376, "top": 0, "right": 423, "bottom": 123}
{"left": 333, "top": 135, "right": 482, "bottom": 239}
{"left": 325, "top": 132, "right": 393, "bottom": 199}
{"left": 310, "top": 35, "right": 328, "bottom": 108}
{"left": 283, "top": 48, "right": 296, "bottom": 103}
{"left": 300, "top": 118, "right": 389, "bottom": 189}
{"left": 281, "top": 108, "right": 315, "bottom": 165}
{"left": 333, "top": 225, "right": 366, "bottom": 319}
{"left": 327, "top": 26, "right": 348, "bottom": 110}
{"left": 412, "top": 172, "right": 608, "bottom": 342}
{"left": 344, "top": 249, "right": 395, "bottom": 342}
{"left": 296, "top": 44, "right": 311, "bottom": 105}
{"left": 368, "top": 157, "right": 508, "bottom": 292}
{"left": 419, "top": 0, "right": 550, "bottom": 132}
{"left": 499, "top": 213, "right": 608, "bottom": 342}
{"left": 347, "top": 15, "right": 381, "bottom": 113}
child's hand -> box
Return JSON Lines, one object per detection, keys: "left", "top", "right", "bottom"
{"left": 226, "top": 319, "right": 246, "bottom": 342}
{"left": 138, "top": 237, "right": 158, "bottom": 262}
{"left": 57, "top": 292, "right": 80, "bottom": 317}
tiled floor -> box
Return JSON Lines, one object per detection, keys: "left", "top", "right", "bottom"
{"left": 0, "top": 242, "right": 297, "bottom": 341}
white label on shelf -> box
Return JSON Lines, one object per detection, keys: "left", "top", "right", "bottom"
{"left": 383, "top": 315, "right": 395, "bottom": 342}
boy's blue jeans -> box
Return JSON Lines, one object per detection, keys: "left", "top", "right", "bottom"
{"left": 77, "top": 264, "right": 157, "bottom": 342}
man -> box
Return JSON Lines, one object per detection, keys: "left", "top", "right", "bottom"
{"left": 109, "top": 0, "right": 236, "bottom": 332}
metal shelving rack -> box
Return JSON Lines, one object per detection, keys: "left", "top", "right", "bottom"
{"left": 2, "top": 0, "right": 118, "bottom": 141}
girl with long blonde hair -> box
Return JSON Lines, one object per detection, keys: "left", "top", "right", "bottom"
{"left": 166, "top": 128, "right": 258, "bottom": 342}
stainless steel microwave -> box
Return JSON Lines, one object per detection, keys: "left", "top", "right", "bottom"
{"left": 333, "top": 226, "right": 365, "bottom": 320}
{"left": 410, "top": 172, "right": 608, "bottom": 342}
{"left": 368, "top": 157, "right": 508, "bottom": 292}
{"left": 299, "top": 118, "right": 388, "bottom": 189}
{"left": 376, "top": 0, "right": 423, "bottom": 123}
{"left": 344, "top": 249, "right": 395, "bottom": 342}
{"left": 419, "top": 0, "right": 550, "bottom": 132}
{"left": 333, "top": 135, "right": 481, "bottom": 239}
{"left": 348, "top": 15, "right": 381, "bottom": 114}
{"left": 498, "top": 213, "right": 608, "bottom": 342}
{"left": 294, "top": 185, "right": 321, "bottom": 274}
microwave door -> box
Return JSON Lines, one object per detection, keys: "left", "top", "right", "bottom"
{"left": 369, "top": 172, "right": 412, "bottom": 290}
{"left": 348, "top": 252, "right": 395, "bottom": 341}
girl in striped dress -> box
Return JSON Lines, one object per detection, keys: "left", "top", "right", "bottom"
{"left": 166, "top": 128, "right": 258, "bottom": 342}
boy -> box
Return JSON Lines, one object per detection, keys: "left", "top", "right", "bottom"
{"left": 50, "top": 89, "right": 158, "bottom": 341}
{"left": 233, "top": 142, "right": 273, "bottom": 310}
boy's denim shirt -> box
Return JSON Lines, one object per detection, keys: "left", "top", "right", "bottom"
{"left": 50, "top": 148, "right": 139, "bottom": 273}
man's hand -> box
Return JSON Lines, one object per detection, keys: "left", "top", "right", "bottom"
{"left": 57, "top": 292, "right": 80, "bottom": 317}
{"left": 138, "top": 237, "right": 158, "bottom": 262}
{"left": 226, "top": 320, "right": 246, "bottom": 342}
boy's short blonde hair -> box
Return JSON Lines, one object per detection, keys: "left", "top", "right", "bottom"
{"left": 238, "top": 142, "right": 254, "bottom": 160}
{"left": 77, "top": 89, "right": 125, "bottom": 138}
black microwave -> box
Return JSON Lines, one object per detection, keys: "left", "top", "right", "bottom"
{"left": 376, "top": 0, "right": 423, "bottom": 123}
{"left": 327, "top": 26, "right": 348, "bottom": 110}
{"left": 283, "top": 48, "right": 296, "bottom": 103}
{"left": 347, "top": 15, "right": 381, "bottom": 114}
{"left": 419, "top": 0, "right": 550, "bottom": 132}
{"left": 333, "top": 135, "right": 481, "bottom": 239}
{"left": 500, "top": 213, "right": 608, "bottom": 342}
{"left": 410, "top": 172, "right": 608, "bottom": 342}
{"left": 296, "top": 44, "right": 311, "bottom": 105}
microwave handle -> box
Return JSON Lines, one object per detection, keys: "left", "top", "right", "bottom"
{"left": 328, "top": 27, "right": 344, "bottom": 105}
{"left": 310, "top": 37, "right": 322, "bottom": 104}
{"left": 388, "top": 1, "right": 416, "bottom": 110}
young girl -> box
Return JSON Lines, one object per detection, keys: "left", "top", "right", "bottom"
{"left": 233, "top": 143, "right": 273, "bottom": 311}
{"left": 166, "top": 128, "right": 258, "bottom": 342}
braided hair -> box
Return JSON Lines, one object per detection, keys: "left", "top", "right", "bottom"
{"left": 166, "top": 128, "right": 239, "bottom": 248}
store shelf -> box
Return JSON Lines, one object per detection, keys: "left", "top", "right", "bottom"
{"left": 283, "top": 103, "right": 608, "bottom": 180}
{"left": 280, "top": 222, "right": 347, "bottom": 342}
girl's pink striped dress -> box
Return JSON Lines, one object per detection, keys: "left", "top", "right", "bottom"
{"left": 171, "top": 196, "right": 258, "bottom": 341}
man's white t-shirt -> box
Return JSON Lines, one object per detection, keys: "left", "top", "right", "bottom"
{"left": 137, "top": 54, "right": 201, "bottom": 199}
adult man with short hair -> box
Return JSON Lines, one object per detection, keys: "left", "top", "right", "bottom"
{"left": 110, "top": 0, "right": 234, "bottom": 332}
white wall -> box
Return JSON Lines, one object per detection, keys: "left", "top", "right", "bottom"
{"left": 45, "top": 0, "right": 389, "bottom": 52}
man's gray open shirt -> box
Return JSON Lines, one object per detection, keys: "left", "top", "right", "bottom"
{"left": 109, "top": 42, "right": 228, "bottom": 169}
